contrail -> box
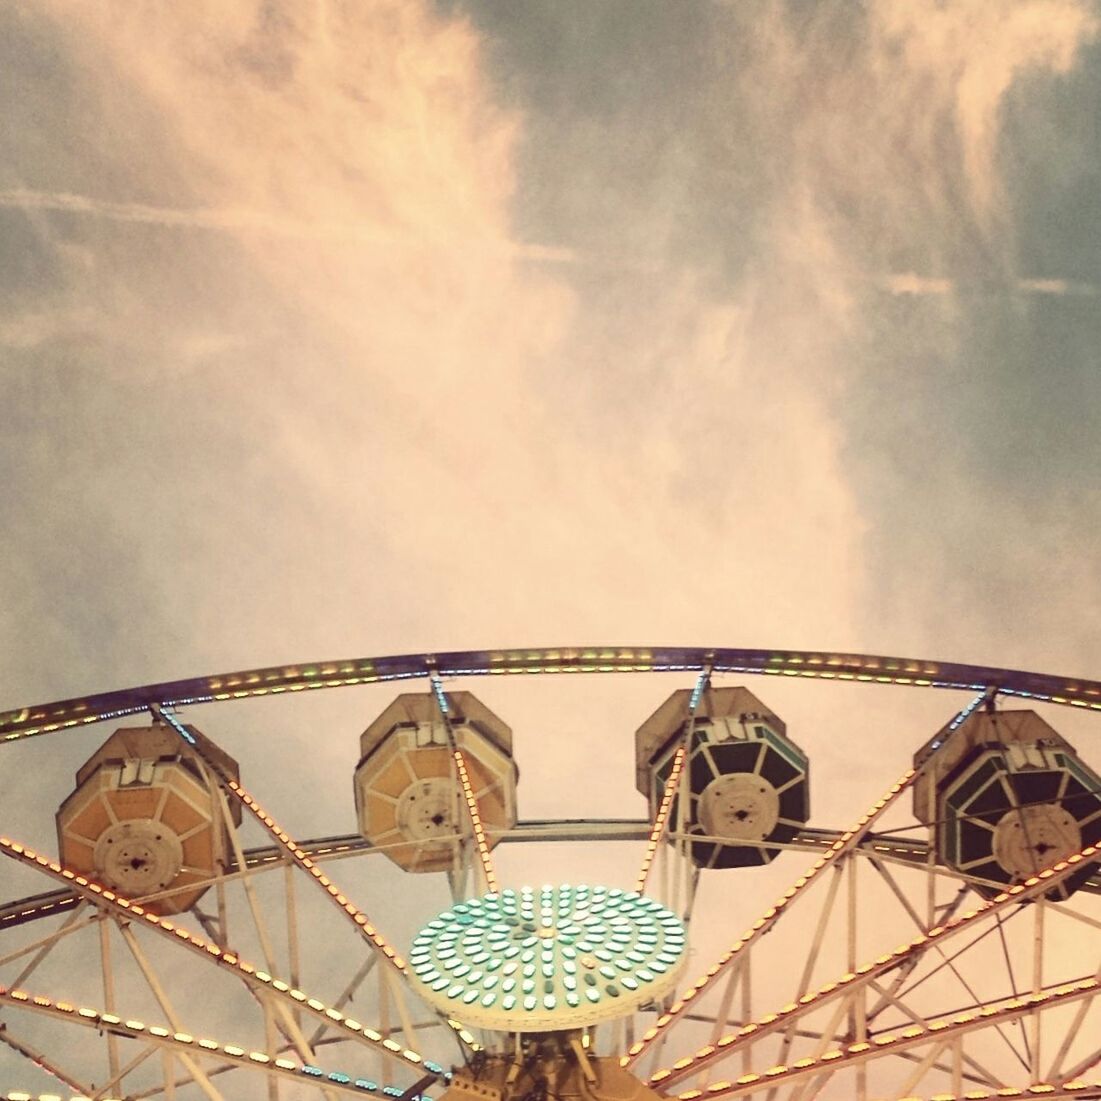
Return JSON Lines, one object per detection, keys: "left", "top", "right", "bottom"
{"left": 0, "top": 188, "right": 576, "bottom": 264}
{"left": 1016, "top": 277, "right": 1099, "bottom": 296}
{"left": 0, "top": 188, "right": 281, "bottom": 231}
{"left": 883, "top": 272, "right": 1098, "bottom": 297}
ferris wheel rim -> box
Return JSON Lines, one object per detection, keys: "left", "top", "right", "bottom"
{"left": 3, "top": 644, "right": 1101, "bottom": 747}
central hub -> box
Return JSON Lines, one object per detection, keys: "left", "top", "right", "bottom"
{"left": 439, "top": 1045, "right": 664, "bottom": 1101}
{"left": 408, "top": 884, "right": 687, "bottom": 1032}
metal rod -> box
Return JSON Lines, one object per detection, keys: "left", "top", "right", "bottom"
{"left": 95, "top": 1042, "right": 163, "bottom": 1100}
{"left": 0, "top": 902, "right": 91, "bottom": 976}
{"left": 119, "top": 922, "right": 224, "bottom": 1101}
{"left": 1031, "top": 901, "right": 1045, "bottom": 1084}
{"left": 0, "top": 1026, "right": 95, "bottom": 1094}
{"left": 626, "top": 763, "right": 919, "bottom": 1067}
{"left": 430, "top": 670, "right": 499, "bottom": 894}
{"left": 99, "top": 916, "right": 121, "bottom": 1084}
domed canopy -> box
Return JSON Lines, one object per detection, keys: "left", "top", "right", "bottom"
{"left": 407, "top": 885, "right": 687, "bottom": 1032}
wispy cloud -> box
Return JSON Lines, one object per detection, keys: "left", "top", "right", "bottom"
{"left": 12, "top": 0, "right": 874, "bottom": 655}
{"left": 872, "top": 0, "right": 1099, "bottom": 223}
{"left": 5, "top": 0, "right": 1100, "bottom": 690}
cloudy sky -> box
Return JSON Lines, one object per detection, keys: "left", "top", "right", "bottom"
{"left": 2, "top": 0, "right": 1101, "bottom": 1093}
{"left": 3, "top": 0, "right": 1100, "bottom": 698}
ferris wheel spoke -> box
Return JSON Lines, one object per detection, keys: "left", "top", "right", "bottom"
{"left": 1049, "top": 995, "right": 1101, "bottom": 1080}
{"left": 1062, "top": 1043, "right": 1101, "bottom": 1086}
{"left": 429, "top": 673, "right": 499, "bottom": 895}
{"left": 0, "top": 983, "right": 443, "bottom": 1100}
{"left": 864, "top": 858, "right": 1032, "bottom": 1070}
{"left": 862, "top": 977, "right": 1009, "bottom": 1088}
{"left": 635, "top": 676, "right": 982, "bottom": 1064}
{"left": 762, "top": 864, "right": 848, "bottom": 1092}
{"left": 992, "top": 910, "right": 1035, "bottom": 1067}
{"left": 637, "top": 745, "right": 687, "bottom": 897}
{"left": 203, "top": 764, "right": 284, "bottom": 976}
{"left": 115, "top": 912, "right": 341, "bottom": 1099}
{"left": 0, "top": 1026, "right": 95, "bottom": 1096}
{"left": 96, "top": 1041, "right": 168, "bottom": 1101}
{"left": 307, "top": 953, "right": 381, "bottom": 1049}
{"left": 128, "top": 1034, "right": 357, "bottom": 1101}
{"left": 882, "top": 901, "right": 998, "bottom": 1004}
{"left": 797, "top": 1076, "right": 1101, "bottom": 1101}
{"left": 216, "top": 805, "right": 477, "bottom": 1065}
{"left": 686, "top": 1008, "right": 1001, "bottom": 1093}
{"left": 665, "top": 974, "right": 1101, "bottom": 1100}
{"left": 636, "top": 671, "right": 711, "bottom": 897}
{"left": 0, "top": 835, "right": 444, "bottom": 1080}
{"left": 625, "top": 760, "right": 920, "bottom": 1067}
{"left": 638, "top": 688, "right": 1069, "bottom": 1080}
{"left": 649, "top": 827, "right": 1099, "bottom": 1089}
{"left": 881, "top": 1039, "right": 1002, "bottom": 1091}
{"left": 154, "top": 708, "right": 411, "bottom": 979}
{"left": 773, "top": 994, "right": 852, "bottom": 1101}
{"left": 196, "top": 726, "right": 471, "bottom": 1060}
{"left": 113, "top": 921, "right": 227, "bottom": 1099}
{"left": 732, "top": 967, "right": 1096, "bottom": 1101}
{"left": 0, "top": 903, "right": 93, "bottom": 979}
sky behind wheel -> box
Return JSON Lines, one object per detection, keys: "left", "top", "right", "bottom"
{"left": 2, "top": 0, "right": 1101, "bottom": 696}
{"left": 2, "top": 0, "right": 1101, "bottom": 1094}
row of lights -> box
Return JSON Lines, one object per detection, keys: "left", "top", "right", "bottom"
{"left": 650, "top": 836, "right": 1101, "bottom": 1087}
{"left": 671, "top": 977, "right": 1101, "bottom": 1100}
{"left": 208, "top": 661, "right": 388, "bottom": 692}
{"left": 0, "top": 895, "right": 79, "bottom": 929}
{"left": 452, "top": 748, "right": 500, "bottom": 894}
{"left": 625, "top": 765, "right": 919, "bottom": 1067}
{"left": 635, "top": 745, "right": 686, "bottom": 895}
{"left": 430, "top": 674, "right": 500, "bottom": 893}
{"left": 409, "top": 886, "right": 685, "bottom": 1018}
{"left": 154, "top": 708, "right": 411, "bottom": 972}
{"left": 485, "top": 649, "right": 658, "bottom": 674}
{"left": 637, "top": 670, "right": 708, "bottom": 894}
{"left": 430, "top": 649, "right": 1101, "bottom": 722}
{"left": 1, "top": 705, "right": 144, "bottom": 743}
{"left": 160, "top": 713, "right": 481, "bottom": 1057}
{"left": 4, "top": 1095, "right": 126, "bottom": 1100}
{"left": 223, "top": 779, "right": 408, "bottom": 971}
{"left": 1, "top": 832, "right": 383, "bottom": 930}
{"left": 6, "top": 649, "right": 1101, "bottom": 744}
{"left": 0, "top": 660, "right": 990, "bottom": 748}
{"left": 0, "top": 669, "right": 424, "bottom": 743}
{"left": 0, "top": 827, "right": 978, "bottom": 933}
{"left": 0, "top": 836, "right": 434, "bottom": 1078}
{"left": 0, "top": 986, "right": 442, "bottom": 1098}
{"left": 861, "top": 1084, "right": 1101, "bottom": 1101}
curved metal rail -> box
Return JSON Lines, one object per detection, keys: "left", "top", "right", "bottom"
{"left": 3, "top": 646, "right": 1101, "bottom": 745}
{"left": 5, "top": 821, "right": 1099, "bottom": 933}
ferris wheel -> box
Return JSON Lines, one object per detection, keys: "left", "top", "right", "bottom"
{"left": 2, "top": 646, "right": 1101, "bottom": 1101}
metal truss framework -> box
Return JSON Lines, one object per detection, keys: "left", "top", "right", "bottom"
{"left": 0, "top": 646, "right": 1099, "bottom": 1101}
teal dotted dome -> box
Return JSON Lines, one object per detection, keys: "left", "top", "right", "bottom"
{"left": 408, "top": 884, "right": 687, "bottom": 1032}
